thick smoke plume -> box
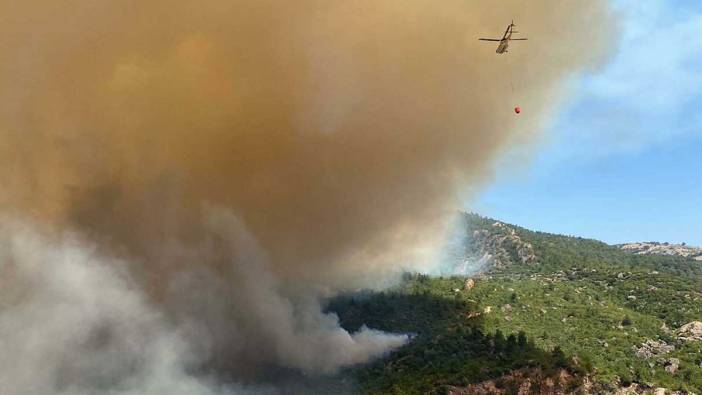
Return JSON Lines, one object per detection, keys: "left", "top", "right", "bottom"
{"left": 0, "top": 0, "right": 614, "bottom": 393}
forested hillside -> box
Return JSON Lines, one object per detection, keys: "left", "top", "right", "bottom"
{"left": 328, "top": 213, "right": 702, "bottom": 394}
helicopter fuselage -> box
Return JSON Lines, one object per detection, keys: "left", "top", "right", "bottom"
{"left": 496, "top": 39, "right": 509, "bottom": 54}
{"left": 479, "top": 23, "right": 525, "bottom": 54}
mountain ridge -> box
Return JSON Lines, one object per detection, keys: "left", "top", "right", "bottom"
{"left": 617, "top": 242, "right": 702, "bottom": 261}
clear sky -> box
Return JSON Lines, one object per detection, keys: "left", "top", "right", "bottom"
{"left": 472, "top": 0, "right": 702, "bottom": 246}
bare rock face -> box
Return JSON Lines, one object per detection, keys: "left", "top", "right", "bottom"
{"left": 619, "top": 242, "right": 702, "bottom": 260}
{"left": 446, "top": 367, "right": 577, "bottom": 395}
{"left": 463, "top": 221, "right": 538, "bottom": 271}
{"left": 677, "top": 321, "right": 702, "bottom": 342}
{"left": 463, "top": 278, "right": 475, "bottom": 291}
{"left": 663, "top": 358, "right": 680, "bottom": 375}
{"left": 517, "top": 378, "right": 532, "bottom": 395}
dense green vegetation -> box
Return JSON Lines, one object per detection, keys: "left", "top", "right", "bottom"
{"left": 328, "top": 213, "right": 702, "bottom": 394}
{"left": 329, "top": 289, "right": 581, "bottom": 394}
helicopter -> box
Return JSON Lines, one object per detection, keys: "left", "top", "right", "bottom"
{"left": 478, "top": 20, "right": 527, "bottom": 54}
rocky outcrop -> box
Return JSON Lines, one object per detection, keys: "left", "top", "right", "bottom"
{"left": 607, "top": 383, "right": 688, "bottom": 395}
{"left": 463, "top": 278, "right": 475, "bottom": 291}
{"left": 459, "top": 221, "right": 538, "bottom": 272}
{"left": 677, "top": 321, "right": 702, "bottom": 342}
{"left": 632, "top": 340, "right": 685, "bottom": 378}
{"left": 446, "top": 367, "right": 578, "bottom": 395}
{"left": 632, "top": 340, "right": 675, "bottom": 359}
{"left": 619, "top": 242, "right": 702, "bottom": 261}
{"left": 663, "top": 358, "right": 680, "bottom": 375}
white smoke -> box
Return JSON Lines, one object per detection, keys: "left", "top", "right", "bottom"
{"left": 0, "top": 214, "right": 405, "bottom": 394}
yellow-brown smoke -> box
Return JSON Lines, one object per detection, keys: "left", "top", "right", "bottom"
{"left": 0, "top": 0, "right": 615, "bottom": 391}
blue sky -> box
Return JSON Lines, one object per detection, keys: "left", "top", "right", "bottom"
{"left": 472, "top": 0, "right": 702, "bottom": 246}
